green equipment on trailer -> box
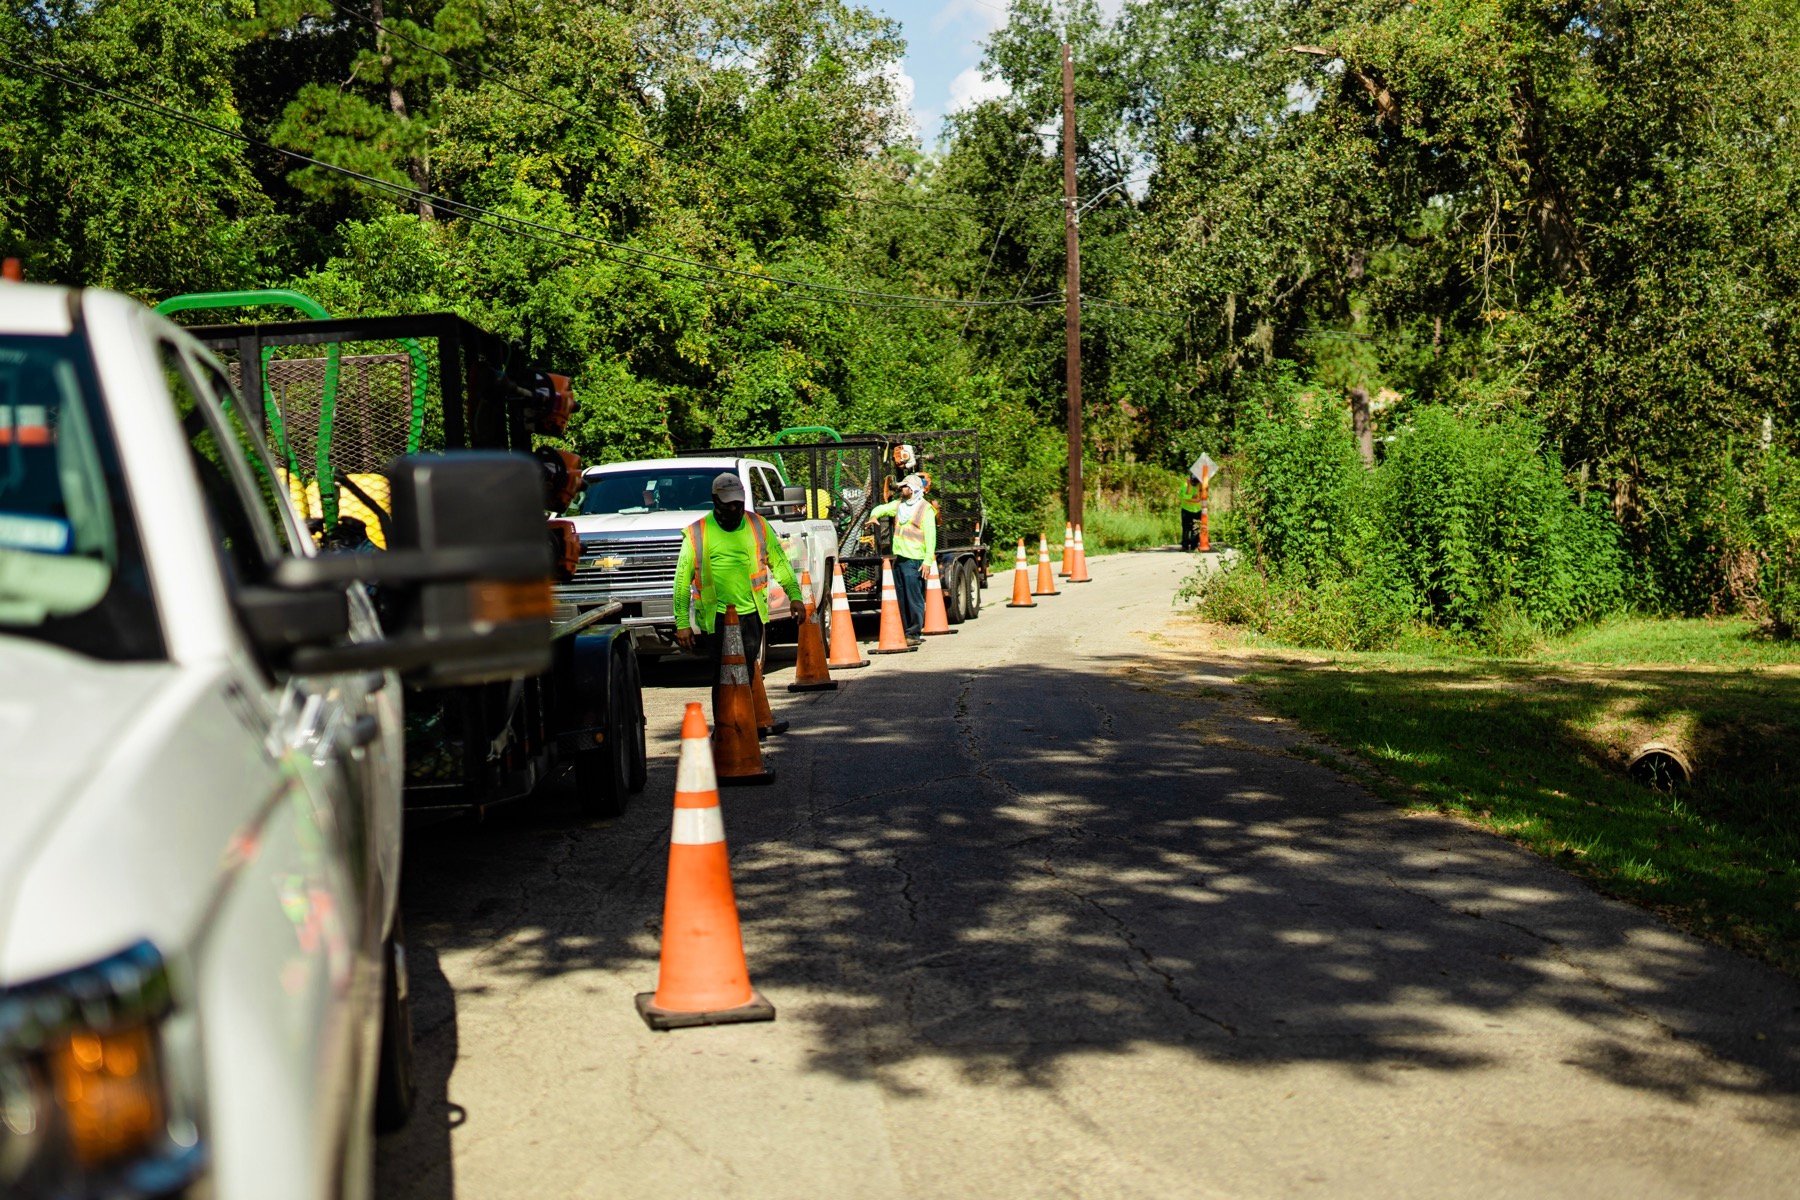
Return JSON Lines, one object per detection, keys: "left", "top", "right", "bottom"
{"left": 176, "top": 302, "right": 647, "bottom": 822}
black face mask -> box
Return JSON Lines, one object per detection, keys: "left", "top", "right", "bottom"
{"left": 713, "top": 500, "right": 745, "bottom": 531}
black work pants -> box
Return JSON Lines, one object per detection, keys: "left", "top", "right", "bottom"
{"left": 893, "top": 556, "right": 925, "bottom": 638}
{"left": 1181, "top": 509, "right": 1201, "bottom": 551}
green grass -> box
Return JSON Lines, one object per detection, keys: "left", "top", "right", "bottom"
{"left": 1056, "top": 498, "right": 1181, "bottom": 555}
{"left": 1215, "top": 621, "right": 1800, "bottom": 974}
{"left": 1541, "top": 616, "right": 1800, "bottom": 667}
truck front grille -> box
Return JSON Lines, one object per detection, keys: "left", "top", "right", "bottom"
{"left": 566, "top": 535, "right": 683, "bottom": 595}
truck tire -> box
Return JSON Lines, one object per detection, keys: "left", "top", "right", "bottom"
{"left": 963, "top": 559, "right": 982, "bottom": 620}
{"left": 623, "top": 646, "right": 648, "bottom": 793}
{"left": 373, "top": 916, "right": 416, "bottom": 1133}
{"left": 945, "top": 559, "right": 968, "bottom": 624}
{"left": 575, "top": 664, "right": 633, "bottom": 818}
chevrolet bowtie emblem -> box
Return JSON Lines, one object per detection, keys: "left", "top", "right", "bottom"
{"left": 591, "top": 555, "right": 627, "bottom": 570}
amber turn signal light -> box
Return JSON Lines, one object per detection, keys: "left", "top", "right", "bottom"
{"left": 468, "top": 578, "right": 554, "bottom": 625}
{"left": 48, "top": 1025, "right": 165, "bottom": 1169}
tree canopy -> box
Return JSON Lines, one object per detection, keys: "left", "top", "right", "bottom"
{"left": 3, "top": 0, "right": 1796, "bottom": 612}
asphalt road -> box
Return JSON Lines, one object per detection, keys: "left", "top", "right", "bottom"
{"left": 378, "top": 550, "right": 1800, "bottom": 1199}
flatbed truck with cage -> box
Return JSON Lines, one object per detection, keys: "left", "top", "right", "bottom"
{"left": 548, "top": 428, "right": 988, "bottom": 654}
{"left": 165, "top": 293, "right": 648, "bottom": 821}
{"left": 704, "top": 429, "right": 991, "bottom": 623}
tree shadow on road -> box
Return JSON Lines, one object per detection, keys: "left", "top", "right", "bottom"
{"left": 382, "top": 635, "right": 1800, "bottom": 1191}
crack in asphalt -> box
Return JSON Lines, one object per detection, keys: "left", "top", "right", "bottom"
{"left": 1036, "top": 843, "right": 1238, "bottom": 1036}
{"left": 623, "top": 1043, "right": 745, "bottom": 1180}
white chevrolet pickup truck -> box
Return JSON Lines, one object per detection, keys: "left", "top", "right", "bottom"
{"left": 0, "top": 284, "right": 554, "bottom": 1199}
{"left": 555, "top": 455, "right": 836, "bottom": 652}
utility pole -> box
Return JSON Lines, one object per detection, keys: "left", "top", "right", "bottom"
{"left": 1061, "top": 39, "right": 1084, "bottom": 531}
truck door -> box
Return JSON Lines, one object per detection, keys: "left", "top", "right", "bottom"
{"left": 182, "top": 348, "right": 403, "bottom": 932}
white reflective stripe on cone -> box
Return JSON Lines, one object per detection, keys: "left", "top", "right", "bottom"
{"left": 676, "top": 739, "right": 716, "bottom": 794}
{"left": 671, "top": 806, "right": 726, "bottom": 845}
{"left": 722, "top": 661, "right": 750, "bottom": 685}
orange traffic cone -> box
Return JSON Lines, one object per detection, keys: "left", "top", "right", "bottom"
{"left": 636, "top": 702, "right": 776, "bottom": 1030}
{"left": 1060, "top": 520, "right": 1075, "bottom": 577}
{"left": 1033, "top": 534, "right": 1061, "bottom": 596}
{"left": 869, "top": 557, "right": 917, "bottom": 654}
{"left": 1006, "top": 538, "right": 1036, "bottom": 608}
{"left": 825, "top": 561, "right": 869, "bottom": 670}
{"left": 789, "top": 568, "right": 838, "bottom": 692}
{"left": 921, "top": 560, "right": 956, "bottom": 636}
{"left": 1069, "top": 526, "right": 1092, "bottom": 583}
{"left": 713, "top": 606, "right": 775, "bottom": 786}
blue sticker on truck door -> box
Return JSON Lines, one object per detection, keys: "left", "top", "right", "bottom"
{"left": 0, "top": 512, "right": 74, "bottom": 553}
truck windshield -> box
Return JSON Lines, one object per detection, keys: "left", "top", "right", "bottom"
{"left": 0, "top": 333, "right": 162, "bottom": 660}
{"left": 580, "top": 468, "right": 724, "bottom": 516}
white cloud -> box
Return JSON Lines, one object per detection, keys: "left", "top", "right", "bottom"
{"left": 931, "top": 0, "right": 1010, "bottom": 36}
{"left": 946, "top": 65, "right": 1011, "bottom": 115}
{"left": 883, "top": 61, "right": 920, "bottom": 140}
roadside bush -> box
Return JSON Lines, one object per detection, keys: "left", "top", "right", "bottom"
{"left": 1758, "top": 445, "right": 1800, "bottom": 635}
{"left": 1233, "top": 391, "right": 1371, "bottom": 582}
{"left": 1379, "top": 409, "right": 1625, "bottom": 635}
{"left": 1185, "top": 385, "right": 1628, "bottom": 651}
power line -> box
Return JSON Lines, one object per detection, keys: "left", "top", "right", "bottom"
{"left": 1081, "top": 296, "right": 1185, "bottom": 319}
{"left": 5, "top": 55, "right": 1064, "bottom": 312}
{"left": 837, "top": 189, "right": 1055, "bottom": 215}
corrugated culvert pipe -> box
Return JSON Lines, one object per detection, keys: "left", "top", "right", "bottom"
{"left": 1627, "top": 741, "right": 1693, "bottom": 790}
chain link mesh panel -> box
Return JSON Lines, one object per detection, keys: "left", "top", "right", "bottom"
{"left": 224, "top": 344, "right": 445, "bottom": 543}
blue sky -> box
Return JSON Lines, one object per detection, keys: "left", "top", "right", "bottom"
{"left": 873, "top": 0, "right": 1016, "bottom": 148}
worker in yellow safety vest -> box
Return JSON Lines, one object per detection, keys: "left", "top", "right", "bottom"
{"left": 1179, "top": 468, "right": 1206, "bottom": 552}
{"left": 865, "top": 473, "right": 936, "bottom": 644}
{"left": 673, "top": 472, "right": 803, "bottom": 702}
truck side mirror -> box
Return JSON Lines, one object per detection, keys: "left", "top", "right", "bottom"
{"left": 278, "top": 452, "right": 554, "bottom": 685}
{"left": 768, "top": 484, "right": 807, "bottom": 518}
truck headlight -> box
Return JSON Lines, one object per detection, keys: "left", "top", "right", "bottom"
{"left": 0, "top": 941, "right": 204, "bottom": 1197}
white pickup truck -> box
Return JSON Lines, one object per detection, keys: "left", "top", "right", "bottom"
{"left": 555, "top": 455, "right": 836, "bottom": 651}
{"left": 0, "top": 284, "right": 554, "bottom": 1199}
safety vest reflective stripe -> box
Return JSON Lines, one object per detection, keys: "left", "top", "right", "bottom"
{"left": 894, "top": 503, "right": 929, "bottom": 554}
{"left": 686, "top": 515, "right": 772, "bottom": 630}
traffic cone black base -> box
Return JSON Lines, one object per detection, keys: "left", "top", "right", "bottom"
{"left": 636, "top": 989, "right": 776, "bottom": 1031}
{"left": 787, "top": 679, "right": 840, "bottom": 692}
{"left": 718, "top": 768, "right": 776, "bottom": 788}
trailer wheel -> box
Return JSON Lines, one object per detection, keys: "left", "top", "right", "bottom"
{"left": 575, "top": 664, "right": 633, "bottom": 818}
{"left": 963, "top": 559, "right": 982, "bottom": 620}
{"left": 945, "top": 559, "right": 968, "bottom": 624}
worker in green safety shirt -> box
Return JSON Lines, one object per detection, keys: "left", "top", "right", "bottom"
{"left": 1179, "top": 467, "right": 1206, "bottom": 552}
{"left": 865, "top": 473, "right": 935, "bottom": 644}
{"left": 673, "top": 472, "right": 802, "bottom": 700}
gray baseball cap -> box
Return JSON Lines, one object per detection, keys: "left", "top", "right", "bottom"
{"left": 711, "top": 472, "right": 746, "bottom": 502}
